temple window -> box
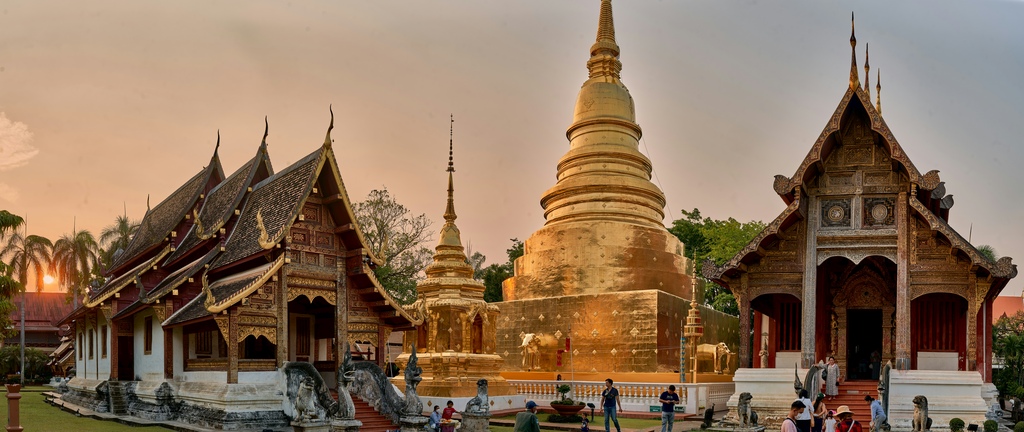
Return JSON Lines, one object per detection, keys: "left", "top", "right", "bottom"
{"left": 88, "top": 329, "right": 94, "bottom": 359}
{"left": 240, "top": 335, "right": 276, "bottom": 360}
{"left": 471, "top": 315, "right": 484, "bottom": 354}
{"left": 78, "top": 333, "right": 83, "bottom": 360}
{"left": 101, "top": 325, "right": 107, "bottom": 358}
{"left": 144, "top": 316, "right": 153, "bottom": 355}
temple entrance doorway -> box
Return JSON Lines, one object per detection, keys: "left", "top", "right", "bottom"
{"left": 846, "top": 309, "right": 882, "bottom": 380}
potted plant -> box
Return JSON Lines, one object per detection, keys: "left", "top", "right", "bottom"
{"left": 550, "top": 384, "right": 586, "bottom": 416}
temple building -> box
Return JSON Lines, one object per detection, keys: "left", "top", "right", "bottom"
{"left": 393, "top": 121, "right": 520, "bottom": 411}
{"left": 704, "top": 17, "right": 1015, "bottom": 425}
{"left": 496, "top": 0, "right": 737, "bottom": 376}
{"left": 59, "top": 115, "right": 419, "bottom": 430}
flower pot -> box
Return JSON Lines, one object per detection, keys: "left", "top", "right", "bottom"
{"left": 550, "top": 403, "right": 585, "bottom": 416}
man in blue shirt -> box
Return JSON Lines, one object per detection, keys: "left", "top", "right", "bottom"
{"left": 864, "top": 395, "right": 886, "bottom": 432}
{"left": 601, "top": 378, "right": 622, "bottom": 432}
{"left": 658, "top": 385, "right": 680, "bottom": 432}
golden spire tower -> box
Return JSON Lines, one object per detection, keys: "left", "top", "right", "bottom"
{"left": 495, "top": 0, "right": 720, "bottom": 377}
{"left": 394, "top": 117, "right": 515, "bottom": 403}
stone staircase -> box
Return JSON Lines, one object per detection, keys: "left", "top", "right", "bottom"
{"left": 107, "top": 381, "right": 129, "bottom": 416}
{"left": 331, "top": 389, "right": 400, "bottom": 432}
{"left": 828, "top": 380, "right": 877, "bottom": 422}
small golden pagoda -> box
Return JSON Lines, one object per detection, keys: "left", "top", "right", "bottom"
{"left": 394, "top": 119, "right": 516, "bottom": 400}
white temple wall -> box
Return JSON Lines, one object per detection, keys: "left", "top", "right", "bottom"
{"left": 133, "top": 310, "right": 164, "bottom": 382}
{"left": 172, "top": 327, "right": 184, "bottom": 376}
{"left": 75, "top": 316, "right": 111, "bottom": 380}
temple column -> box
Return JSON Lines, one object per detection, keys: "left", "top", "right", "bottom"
{"left": 802, "top": 195, "right": 818, "bottom": 368}
{"left": 881, "top": 306, "right": 894, "bottom": 365}
{"left": 967, "top": 275, "right": 983, "bottom": 371}
{"left": 894, "top": 191, "right": 911, "bottom": 370}
{"left": 228, "top": 309, "right": 239, "bottom": 384}
{"left": 335, "top": 258, "right": 348, "bottom": 370}
{"left": 835, "top": 307, "right": 847, "bottom": 378}
{"left": 738, "top": 274, "right": 751, "bottom": 368}
{"left": 277, "top": 266, "right": 289, "bottom": 368}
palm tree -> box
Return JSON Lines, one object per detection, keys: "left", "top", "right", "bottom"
{"left": 99, "top": 214, "right": 139, "bottom": 271}
{"left": 52, "top": 229, "right": 99, "bottom": 307}
{"left": 0, "top": 211, "right": 25, "bottom": 341}
{"left": 0, "top": 223, "right": 51, "bottom": 385}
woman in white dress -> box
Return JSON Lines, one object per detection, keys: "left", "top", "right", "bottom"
{"left": 825, "top": 356, "right": 840, "bottom": 401}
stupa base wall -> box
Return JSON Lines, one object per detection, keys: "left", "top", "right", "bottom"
{"left": 495, "top": 290, "right": 739, "bottom": 374}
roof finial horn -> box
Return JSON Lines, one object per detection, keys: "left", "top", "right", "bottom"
{"left": 215, "top": 129, "right": 221, "bottom": 155}
{"left": 864, "top": 43, "right": 871, "bottom": 98}
{"left": 262, "top": 116, "right": 269, "bottom": 146}
{"left": 850, "top": 12, "right": 860, "bottom": 90}
{"left": 323, "top": 105, "right": 334, "bottom": 149}
{"left": 876, "top": 69, "right": 882, "bottom": 115}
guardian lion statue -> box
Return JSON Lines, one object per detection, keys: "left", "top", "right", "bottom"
{"left": 912, "top": 395, "right": 932, "bottom": 432}
{"left": 295, "top": 377, "right": 322, "bottom": 422}
{"left": 464, "top": 379, "right": 489, "bottom": 415}
{"left": 738, "top": 392, "right": 756, "bottom": 427}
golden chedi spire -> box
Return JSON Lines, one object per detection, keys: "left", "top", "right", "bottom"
{"left": 503, "top": 0, "right": 692, "bottom": 302}
{"left": 876, "top": 69, "right": 882, "bottom": 115}
{"left": 422, "top": 115, "right": 479, "bottom": 287}
{"left": 864, "top": 43, "right": 871, "bottom": 98}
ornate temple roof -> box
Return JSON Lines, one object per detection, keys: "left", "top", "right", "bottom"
{"left": 162, "top": 256, "right": 283, "bottom": 326}
{"left": 164, "top": 141, "right": 272, "bottom": 266}
{"left": 109, "top": 151, "right": 224, "bottom": 274}
{"left": 209, "top": 149, "right": 321, "bottom": 270}
{"left": 145, "top": 247, "right": 219, "bottom": 304}
{"left": 86, "top": 245, "right": 170, "bottom": 307}
{"left": 704, "top": 15, "right": 1016, "bottom": 289}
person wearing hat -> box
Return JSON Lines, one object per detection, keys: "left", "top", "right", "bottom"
{"left": 782, "top": 400, "right": 806, "bottom": 432}
{"left": 514, "top": 401, "right": 541, "bottom": 432}
{"left": 834, "top": 406, "right": 862, "bottom": 432}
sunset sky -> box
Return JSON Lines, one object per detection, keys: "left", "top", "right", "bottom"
{"left": 1, "top": 1, "right": 1023, "bottom": 294}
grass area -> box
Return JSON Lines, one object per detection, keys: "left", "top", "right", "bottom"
{"left": 494, "top": 413, "right": 665, "bottom": 429}
{"left": 0, "top": 387, "right": 167, "bottom": 432}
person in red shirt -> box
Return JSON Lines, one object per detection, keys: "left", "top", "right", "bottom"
{"left": 834, "top": 406, "right": 862, "bottom": 432}
{"left": 441, "top": 400, "right": 458, "bottom": 432}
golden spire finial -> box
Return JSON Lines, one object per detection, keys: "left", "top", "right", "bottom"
{"left": 214, "top": 129, "right": 220, "bottom": 156}
{"left": 849, "top": 12, "right": 859, "bottom": 90}
{"left": 876, "top": 69, "right": 882, "bottom": 115}
{"left": 587, "top": 0, "right": 622, "bottom": 79}
{"left": 864, "top": 43, "right": 871, "bottom": 98}
{"left": 323, "top": 105, "right": 334, "bottom": 149}
{"left": 261, "top": 116, "right": 269, "bottom": 146}
{"left": 443, "top": 114, "right": 457, "bottom": 224}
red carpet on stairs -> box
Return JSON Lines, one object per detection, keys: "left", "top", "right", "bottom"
{"left": 330, "top": 389, "right": 401, "bottom": 432}
{"left": 825, "top": 380, "right": 878, "bottom": 424}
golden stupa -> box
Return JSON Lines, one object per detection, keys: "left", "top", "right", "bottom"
{"left": 496, "top": 0, "right": 715, "bottom": 376}
{"left": 394, "top": 120, "right": 516, "bottom": 399}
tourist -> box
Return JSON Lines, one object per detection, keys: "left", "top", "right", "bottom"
{"left": 658, "top": 385, "right": 680, "bottom": 432}
{"left": 782, "top": 401, "right": 805, "bottom": 432}
{"left": 795, "top": 389, "right": 813, "bottom": 432}
{"left": 825, "top": 357, "right": 840, "bottom": 401}
{"left": 557, "top": 374, "right": 563, "bottom": 381}
{"left": 834, "top": 406, "right": 861, "bottom": 432}
{"left": 824, "top": 410, "right": 837, "bottom": 432}
{"left": 441, "top": 400, "right": 458, "bottom": 432}
{"left": 865, "top": 395, "right": 885, "bottom": 432}
{"left": 429, "top": 405, "right": 442, "bottom": 432}
{"left": 601, "top": 378, "right": 622, "bottom": 432}
{"left": 812, "top": 393, "right": 827, "bottom": 432}
{"left": 514, "top": 401, "right": 541, "bottom": 432}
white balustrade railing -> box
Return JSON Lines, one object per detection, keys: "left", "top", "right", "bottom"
{"left": 508, "top": 380, "right": 734, "bottom": 414}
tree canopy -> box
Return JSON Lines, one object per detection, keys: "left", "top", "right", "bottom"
{"left": 994, "top": 310, "right": 1024, "bottom": 399}
{"left": 478, "top": 238, "right": 524, "bottom": 303}
{"left": 668, "top": 208, "right": 765, "bottom": 314}
{"left": 353, "top": 188, "right": 433, "bottom": 305}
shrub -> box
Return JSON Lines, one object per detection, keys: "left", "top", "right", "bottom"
{"left": 547, "top": 414, "right": 583, "bottom": 423}
{"left": 949, "top": 418, "right": 965, "bottom": 432}
{"left": 1014, "top": 422, "right": 1024, "bottom": 432}
{"left": 984, "top": 420, "right": 998, "bottom": 432}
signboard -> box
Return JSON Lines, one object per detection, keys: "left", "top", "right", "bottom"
{"left": 648, "top": 406, "right": 686, "bottom": 413}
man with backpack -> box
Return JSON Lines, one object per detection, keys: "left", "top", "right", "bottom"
{"left": 783, "top": 401, "right": 806, "bottom": 432}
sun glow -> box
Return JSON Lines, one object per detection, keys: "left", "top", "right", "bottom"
{"left": 43, "top": 275, "right": 55, "bottom": 285}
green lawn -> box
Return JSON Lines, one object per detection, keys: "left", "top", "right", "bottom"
{"left": 494, "top": 413, "right": 665, "bottom": 430}
{"left": 0, "top": 387, "right": 167, "bottom": 432}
